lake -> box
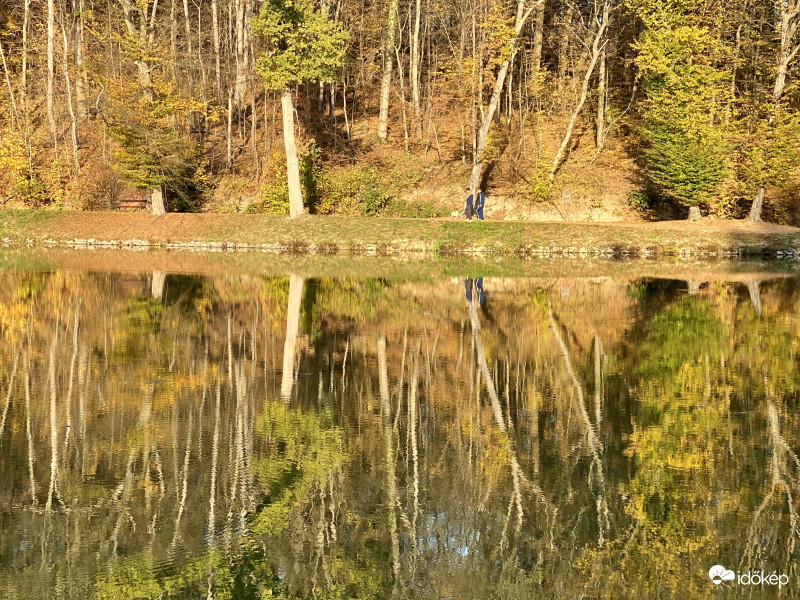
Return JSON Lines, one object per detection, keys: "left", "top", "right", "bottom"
{"left": 0, "top": 261, "right": 799, "bottom": 599}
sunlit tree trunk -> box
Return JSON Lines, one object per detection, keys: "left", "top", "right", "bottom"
{"left": 377, "top": 0, "right": 399, "bottom": 141}
{"left": 0, "top": 38, "right": 19, "bottom": 130}
{"left": 72, "top": 0, "right": 87, "bottom": 120}
{"left": 47, "top": 0, "right": 57, "bottom": 154}
{"left": 281, "top": 89, "right": 304, "bottom": 217}
{"left": 281, "top": 274, "right": 304, "bottom": 400}
{"left": 60, "top": 18, "right": 80, "bottom": 172}
{"left": 467, "top": 0, "right": 535, "bottom": 196}
{"left": 531, "top": 0, "right": 545, "bottom": 83}
{"left": 595, "top": 49, "right": 606, "bottom": 149}
{"left": 410, "top": 0, "right": 422, "bottom": 140}
{"left": 549, "top": 1, "right": 610, "bottom": 182}
{"left": 211, "top": 0, "right": 222, "bottom": 102}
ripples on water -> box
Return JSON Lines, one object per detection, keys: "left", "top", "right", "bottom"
{"left": 0, "top": 271, "right": 799, "bottom": 599}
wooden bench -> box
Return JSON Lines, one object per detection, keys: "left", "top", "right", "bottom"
{"left": 116, "top": 199, "right": 148, "bottom": 212}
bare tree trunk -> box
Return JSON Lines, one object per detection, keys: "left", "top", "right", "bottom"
{"left": 281, "top": 275, "right": 304, "bottom": 400}
{"left": 377, "top": 0, "right": 400, "bottom": 141}
{"left": 211, "top": 0, "right": 222, "bottom": 102}
{"left": 233, "top": 0, "right": 251, "bottom": 112}
{"left": 749, "top": 186, "right": 765, "bottom": 222}
{"left": 0, "top": 38, "right": 19, "bottom": 130}
{"left": 72, "top": 0, "right": 87, "bottom": 120}
{"left": 410, "top": 0, "right": 422, "bottom": 140}
{"left": 281, "top": 89, "right": 304, "bottom": 217}
{"left": 531, "top": 0, "right": 545, "bottom": 83}
{"left": 773, "top": 3, "right": 800, "bottom": 103}
{"left": 595, "top": 49, "right": 606, "bottom": 149}
{"left": 556, "top": 3, "right": 573, "bottom": 90}
{"left": 182, "top": 0, "right": 195, "bottom": 99}
{"left": 22, "top": 0, "right": 32, "bottom": 172}
{"left": 119, "top": 0, "right": 154, "bottom": 100}
{"left": 60, "top": 17, "right": 80, "bottom": 172}
{"left": 47, "top": 0, "right": 58, "bottom": 154}
{"left": 549, "top": 2, "right": 610, "bottom": 182}
{"left": 467, "top": 0, "right": 535, "bottom": 196}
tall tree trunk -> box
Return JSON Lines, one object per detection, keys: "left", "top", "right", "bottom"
{"left": 234, "top": 0, "right": 251, "bottom": 112}
{"left": 281, "top": 274, "right": 304, "bottom": 400}
{"left": 182, "top": 0, "right": 195, "bottom": 98}
{"left": 749, "top": 5, "right": 799, "bottom": 221}
{"left": 22, "top": 0, "right": 32, "bottom": 172}
{"left": 467, "top": 0, "right": 535, "bottom": 196}
{"left": 281, "top": 89, "right": 304, "bottom": 217}
{"left": 377, "top": 0, "right": 400, "bottom": 141}
{"left": 556, "top": 4, "right": 573, "bottom": 90}
{"left": 211, "top": 0, "right": 222, "bottom": 102}
{"left": 549, "top": 2, "right": 610, "bottom": 182}
{"left": 60, "top": 17, "right": 80, "bottom": 172}
{"left": 595, "top": 49, "right": 606, "bottom": 149}
{"left": 410, "top": 0, "right": 422, "bottom": 140}
{"left": 531, "top": 0, "right": 545, "bottom": 83}
{"left": 47, "top": 0, "right": 57, "bottom": 154}
{"left": 0, "top": 38, "right": 19, "bottom": 130}
{"left": 72, "top": 0, "right": 87, "bottom": 120}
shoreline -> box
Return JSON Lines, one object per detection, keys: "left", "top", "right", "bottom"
{"left": 1, "top": 210, "right": 799, "bottom": 260}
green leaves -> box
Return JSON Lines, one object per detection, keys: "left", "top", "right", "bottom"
{"left": 253, "top": 0, "right": 347, "bottom": 91}
{"left": 634, "top": 13, "right": 733, "bottom": 207}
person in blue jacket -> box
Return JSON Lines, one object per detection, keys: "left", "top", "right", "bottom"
{"left": 475, "top": 187, "right": 485, "bottom": 220}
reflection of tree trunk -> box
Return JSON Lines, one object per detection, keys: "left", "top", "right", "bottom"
{"left": 549, "top": 312, "right": 610, "bottom": 546}
{"left": 46, "top": 328, "right": 60, "bottom": 512}
{"left": 152, "top": 270, "right": 166, "bottom": 300}
{"left": 466, "top": 293, "right": 543, "bottom": 538}
{"left": 748, "top": 280, "right": 763, "bottom": 317}
{"left": 281, "top": 275, "right": 304, "bottom": 401}
{"left": 171, "top": 409, "right": 194, "bottom": 549}
{"left": 24, "top": 353, "right": 37, "bottom": 505}
{"left": 0, "top": 352, "right": 19, "bottom": 442}
{"left": 208, "top": 379, "right": 222, "bottom": 547}
{"left": 409, "top": 342, "right": 420, "bottom": 556}
{"left": 593, "top": 336, "right": 602, "bottom": 426}
{"left": 64, "top": 303, "right": 80, "bottom": 452}
{"left": 377, "top": 336, "right": 401, "bottom": 588}
{"left": 687, "top": 280, "right": 701, "bottom": 296}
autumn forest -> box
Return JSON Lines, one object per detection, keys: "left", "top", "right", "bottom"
{"left": 0, "top": 0, "right": 799, "bottom": 221}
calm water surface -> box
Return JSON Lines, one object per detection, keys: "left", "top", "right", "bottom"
{"left": 1, "top": 269, "right": 799, "bottom": 599}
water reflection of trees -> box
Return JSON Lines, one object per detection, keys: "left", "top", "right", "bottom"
{"left": 0, "top": 272, "right": 799, "bottom": 599}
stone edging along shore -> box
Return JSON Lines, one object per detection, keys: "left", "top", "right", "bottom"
{"left": 1, "top": 236, "right": 799, "bottom": 260}
{"left": 2, "top": 213, "right": 799, "bottom": 259}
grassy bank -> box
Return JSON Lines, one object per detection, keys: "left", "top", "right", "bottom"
{"left": 1, "top": 210, "right": 799, "bottom": 258}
